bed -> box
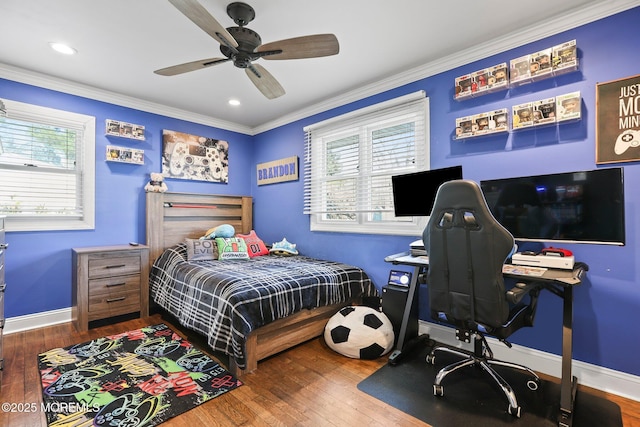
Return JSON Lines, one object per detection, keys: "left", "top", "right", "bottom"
{"left": 146, "top": 191, "right": 378, "bottom": 376}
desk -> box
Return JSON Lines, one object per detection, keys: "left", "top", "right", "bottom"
{"left": 384, "top": 251, "right": 588, "bottom": 427}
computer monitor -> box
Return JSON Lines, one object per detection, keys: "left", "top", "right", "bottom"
{"left": 480, "top": 168, "right": 625, "bottom": 245}
{"left": 392, "top": 165, "right": 463, "bottom": 217}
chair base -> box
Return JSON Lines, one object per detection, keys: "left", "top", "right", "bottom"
{"left": 426, "top": 338, "right": 540, "bottom": 418}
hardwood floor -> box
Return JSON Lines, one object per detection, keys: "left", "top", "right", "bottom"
{"left": 1, "top": 314, "right": 639, "bottom": 427}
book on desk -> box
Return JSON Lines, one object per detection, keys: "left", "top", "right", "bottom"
{"left": 409, "top": 239, "right": 426, "bottom": 257}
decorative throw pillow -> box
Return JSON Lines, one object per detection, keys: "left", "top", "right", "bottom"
{"left": 185, "top": 238, "right": 218, "bottom": 261}
{"left": 269, "top": 237, "right": 299, "bottom": 256}
{"left": 215, "top": 237, "right": 250, "bottom": 260}
{"left": 237, "top": 230, "right": 269, "bottom": 257}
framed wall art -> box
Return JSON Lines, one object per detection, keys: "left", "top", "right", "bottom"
{"left": 596, "top": 74, "right": 640, "bottom": 164}
{"left": 161, "top": 129, "right": 229, "bottom": 182}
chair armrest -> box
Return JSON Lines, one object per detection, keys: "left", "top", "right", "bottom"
{"left": 506, "top": 282, "right": 541, "bottom": 304}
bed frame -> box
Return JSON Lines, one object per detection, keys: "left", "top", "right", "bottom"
{"left": 146, "top": 191, "right": 349, "bottom": 376}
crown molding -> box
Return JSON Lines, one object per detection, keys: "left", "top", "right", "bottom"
{"left": 253, "top": 0, "right": 640, "bottom": 134}
{"left": 0, "top": 63, "right": 253, "bottom": 135}
{"left": 1, "top": 1, "right": 638, "bottom": 136}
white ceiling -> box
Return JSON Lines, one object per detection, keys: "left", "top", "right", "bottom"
{"left": 0, "top": 0, "right": 638, "bottom": 134}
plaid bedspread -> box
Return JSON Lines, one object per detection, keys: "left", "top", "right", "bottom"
{"left": 150, "top": 244, "right": 378, "bottom": 368}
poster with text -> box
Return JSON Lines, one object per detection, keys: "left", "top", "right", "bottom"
{"left": 596, "top": 74, "right": 640, "bottom": 164}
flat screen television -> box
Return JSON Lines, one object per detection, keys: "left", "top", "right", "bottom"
{"left": 480, "top": 168, "right": 625, "bottom": 245}
{"left": 392, "top": 165, "right": 463, "bottom": 217}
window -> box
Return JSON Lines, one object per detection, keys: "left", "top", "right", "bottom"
{"left": 0, "top": 99, "right": 95, "bottom": 231}
{"left": 304, "top": 91, "right": 429, "bottom": 235}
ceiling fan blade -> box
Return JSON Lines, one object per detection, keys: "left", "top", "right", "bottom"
{"left": 154, "top": 57, "right": 229, "bottom": 76}
{"left": 257, "top": 34, "right": 339, "bottom": 60}
{"left": 245, "top": 64, "right": 285, "bottom": 99}
{"left": 168, "top": 0, "right": 238, "bottom": 49}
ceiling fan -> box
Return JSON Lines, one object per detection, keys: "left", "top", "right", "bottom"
{"left": 154, "top": 0, "right": 340, "bottom": 99}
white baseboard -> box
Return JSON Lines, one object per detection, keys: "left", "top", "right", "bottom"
{"left": 419, "top": 320, "right": 640, "bottom": 402}
{"left": 4, "top": 308, "right": 72, "bottom": 334}
{"left": 3, "top": 310, "right": 638, "bottom": 402}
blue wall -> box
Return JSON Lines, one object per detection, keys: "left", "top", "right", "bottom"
{"left": 252, "top": 7, "right": 640, "bottom": 377}
{"left": 2, "top": 7, "right": 639, "bottom": 377}
{"left": 1, "top": 79, "right": 254, "bottom": 318}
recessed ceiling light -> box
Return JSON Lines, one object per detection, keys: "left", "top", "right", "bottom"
{"left": 228, "top": 99, "right": 241, "bottom": 106}
{"left": 49, "top": 42, "right": 77, "bottom": 55}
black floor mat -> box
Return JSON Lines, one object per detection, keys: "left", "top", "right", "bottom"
{"left": 357, "top": 341, "right": 622, "bottom": 427}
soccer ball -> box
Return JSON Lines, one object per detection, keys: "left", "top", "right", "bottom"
{"left": 324, "top": 306, "right": 395, "bottom": 359}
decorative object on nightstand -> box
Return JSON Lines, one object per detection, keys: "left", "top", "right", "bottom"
{"left": 72, "top": 244, "right": 149, "bottom": 332}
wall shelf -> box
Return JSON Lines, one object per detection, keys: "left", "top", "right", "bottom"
{"left": 106, "top": 145, "right": 144, "bottom": 165}
{"left": 454, "top": 40, "right": 578, "bottom": 101}
{"left": 106, "top": 119, "right": 145, "bottom": 141}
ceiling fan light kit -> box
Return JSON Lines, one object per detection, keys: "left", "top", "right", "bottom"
{"left": 155, "top": 0, "right": 339, "bottom": 99}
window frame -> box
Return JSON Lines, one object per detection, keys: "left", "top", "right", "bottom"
{"left": 304, "top": 92, "right": 430, "bottom": 236}
{"left": 0, "top": 99, "right": 95, "bottom": 232}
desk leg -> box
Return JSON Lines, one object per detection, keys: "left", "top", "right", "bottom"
{"left": 388, "top": 265, "right": 424, "bottom": 365}
{"left": 559, "top": 285, "right": 578, "bottom": 427}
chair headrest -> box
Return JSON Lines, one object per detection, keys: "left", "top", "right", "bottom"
{"left": 431, "top": 179, "right": 494, "bottom": 217}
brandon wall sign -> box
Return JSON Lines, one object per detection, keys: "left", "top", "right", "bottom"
{"left": 256, "top": 156, "right": 299, "bottom": 186}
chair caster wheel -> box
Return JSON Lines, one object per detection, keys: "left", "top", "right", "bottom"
{"left": 527, "top": 379, "right": 540, "bottom": 391}
{"left": 433, "top": 384, "right": 444, "bottom": 396}
{"left": 426, "top": 354, "right": 435, "bottom": 364}
{"left": 508, "top": 405, "right": 521, "bottom": 418}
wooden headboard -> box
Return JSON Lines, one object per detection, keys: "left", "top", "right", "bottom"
{"left": 146, "top": 192, "right": 252, "bottom": 265}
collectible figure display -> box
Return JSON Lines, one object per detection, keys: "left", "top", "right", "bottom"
{"left": 533, "top": 98, "right": 557, "bottom": 125}
{"left": 556, "top": 91, "right": 581, "bottom": 121}
{"left": 455, "top": 109, "right": 509, "bottom": 139}
{"left": 552, "top": 40, "right": 578, "bottom": 74}
{"left": 453, "top": 40, "right": 580, "bottom": 137}
{"left": 455, "top": 116, "right": 474, "bottom": 138}
{"left": 510, "top": 54, "right": 531, "bottom": 85}
{"left": 455, "top": 62, "right": 509, "bottom": 99}
{"left": 455, "top": 75, "right": 473, "bottom": 99}
{"left": 489, "top": 63, "right": 509, "bottom": 89}
{"left": 490, "top": 109, "right": 509, "bottom": 131}
{"left": 512, "top": 102, "right": 534, "bottom": 129}
{"left": 530, "top": 48, "right": 553, "bottom": 78}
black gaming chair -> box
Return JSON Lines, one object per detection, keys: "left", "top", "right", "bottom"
{"left": 422, "top": 179, "right": 542, "bottom": 417}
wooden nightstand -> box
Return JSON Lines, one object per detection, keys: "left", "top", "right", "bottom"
{"left": 72, "top": 244, "right": 149, "bottom": 332}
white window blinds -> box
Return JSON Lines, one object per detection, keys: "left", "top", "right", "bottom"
{"left": 0, "top": 99, "right": 95, "bottom": 231}
{"left": 303, "top": 91, "right": 429, "bottom": 235}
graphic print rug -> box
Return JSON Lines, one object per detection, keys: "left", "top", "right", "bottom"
{"left": 38, "top": 323, "right": 242, "bottom": 426}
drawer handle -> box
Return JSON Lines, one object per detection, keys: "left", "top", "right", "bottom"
{"left": 105, "top": 264, "right": 126, "bottom": 269}
{"left": 106, "top": 282, "right": 126, "bottom": 288}
{"left": 0, "top": 243, "right": 8, "bottom": 250}
{"left": 106, "top": 297, "right": 126, "bottom": 303}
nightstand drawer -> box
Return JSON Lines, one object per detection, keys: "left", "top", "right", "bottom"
{"left": 88, "top": 253, "right": 141, "bottom": 278}
{"left": 88, "top": 269, "right": 141, "bottom": 320}
{"left": 87, "top": 294, "right": 141, "bottom": 321}
{"left": 89, "top": 274, "right": 141, "bottom": 296}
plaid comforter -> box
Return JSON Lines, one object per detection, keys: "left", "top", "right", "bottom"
{"left": 150, "top": 244, "right": 378, "bottom": 368}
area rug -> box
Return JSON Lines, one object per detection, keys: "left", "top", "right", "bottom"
{"left": 358, "top": 341, "right": 622, "bottom": 427}
{"left": 38, "top": 323, "right": 242, "bottom": 426}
